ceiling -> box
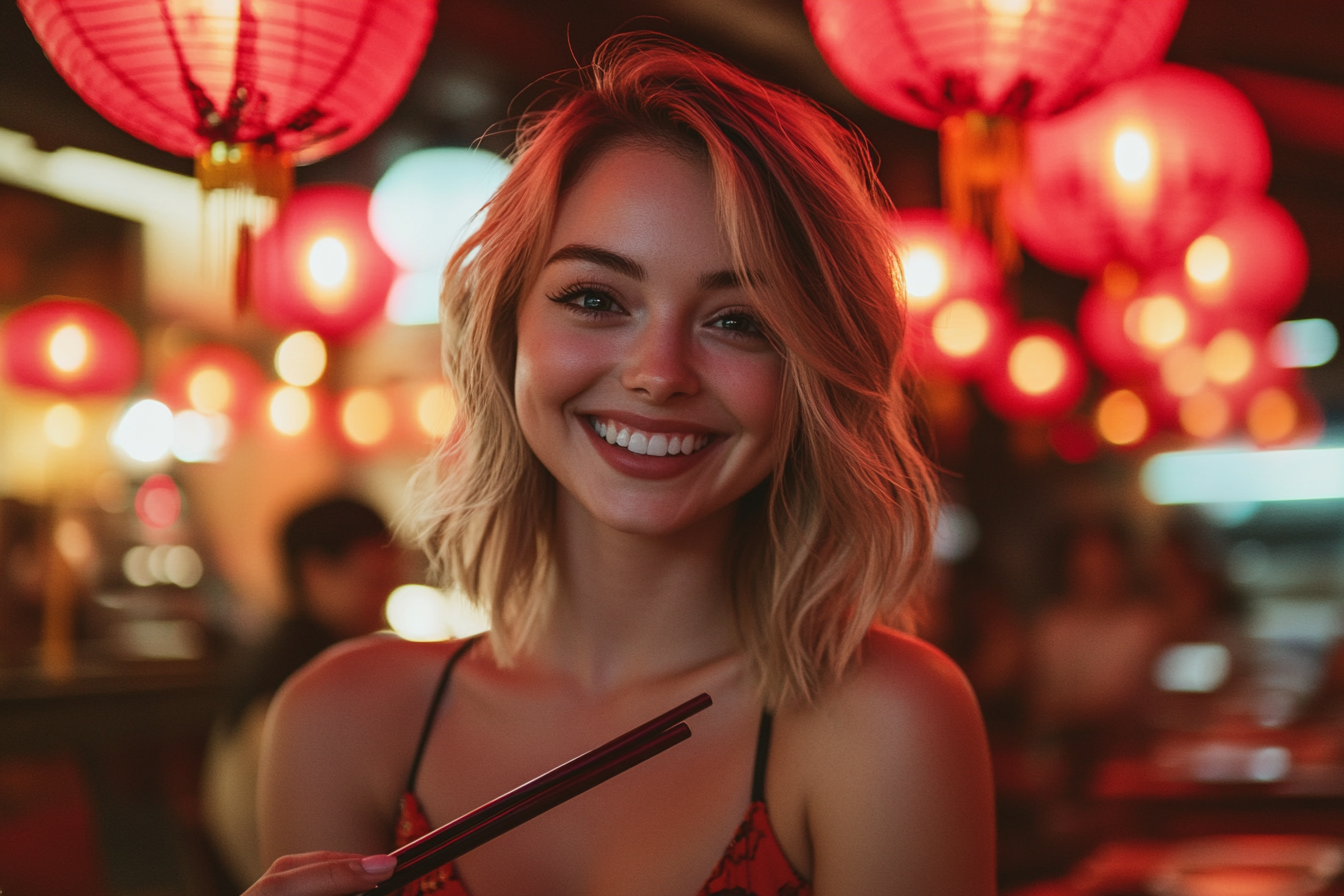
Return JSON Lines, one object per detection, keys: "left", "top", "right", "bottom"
{"left": 0, "top": 0, "right": 1341, "bottom": 377}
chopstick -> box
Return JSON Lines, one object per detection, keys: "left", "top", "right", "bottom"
{"left": 357, "top": 692, "right": 712, "bottom": 895}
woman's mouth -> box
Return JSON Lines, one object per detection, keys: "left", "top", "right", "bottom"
{"left": 587, "top": 415, "right": 713, "bottom": 456}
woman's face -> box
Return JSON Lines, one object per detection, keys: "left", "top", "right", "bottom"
{"left": 514, "top": 142, "right": 784, "bottom": 537}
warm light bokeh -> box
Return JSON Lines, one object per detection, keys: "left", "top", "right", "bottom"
{"left": 1096, "top": 389, "right": 1148, "bottom": 446}
{"left": 275, "top": 331, "right": 327, "bottom": 387}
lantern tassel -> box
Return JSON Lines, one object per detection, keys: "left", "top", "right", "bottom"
{"left": 195, "top": 141, "right": 289, "bottom": 309}
{"left": 939, "top": 112, "right": 1023, "bottom": 274}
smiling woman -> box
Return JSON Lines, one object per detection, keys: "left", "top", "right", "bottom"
{"left": 249, "top": 33, "right": 994, "bottom": 896}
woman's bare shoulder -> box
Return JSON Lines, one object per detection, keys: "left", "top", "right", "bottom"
{"left": 782, "top": 627, "right": 996, "bottom": 895}
{"left": 259, "top": 635, "right": 476, "bottom": 857}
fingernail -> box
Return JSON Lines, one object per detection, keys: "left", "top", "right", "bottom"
{"left": 361, "top": 854, "right": 397, "bottom": 875}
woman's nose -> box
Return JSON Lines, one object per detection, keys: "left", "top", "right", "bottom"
{"left": 620, "top": 321, "right": 699, "bottom": 402}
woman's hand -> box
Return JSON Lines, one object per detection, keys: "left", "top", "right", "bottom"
{"left": 243, "top": 852, "right": 396, "bottom": 896}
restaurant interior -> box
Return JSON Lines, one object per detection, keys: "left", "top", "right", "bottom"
{"left": 2, "top": 1, "right": 1344, "bottom": 894}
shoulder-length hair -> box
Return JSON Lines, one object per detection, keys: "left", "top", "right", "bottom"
{"left": 410, "top": 32, "right": 937, "bottom": 705}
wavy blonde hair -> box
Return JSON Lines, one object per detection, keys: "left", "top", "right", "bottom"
{"left": 410, "top": 33, "right": 937, "bottom": 705}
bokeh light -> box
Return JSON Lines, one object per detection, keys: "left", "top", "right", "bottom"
{"left": 268, "top": 386, "right": 313, "bottom": 436}
{"left": 275, "top": 331, "right": 327, "bottom": 387}
{"left": 416, "top": 383, "right": 455, "bottom": 439}
{"left": 1185, "top": 234, "right": 1231, "bottom": 285}
{"left": 135, "top": 474, "right": 181, "bottom": 529}
{"left": 1204, "top": 329, "right": 1254, "bottom": 385}
{"left": 385, "top": 584, "right": 490, "bottom": 642}
{"left": 1180, "top": 391, "right": 1231, "bottom": 439}
{"left": 1008, "top": 335, "right": 1066, "bottom": 396}
{"left": 113, "top": 399, "right": 175, "bottom": 464}
{"left": 48, "top": 323, "right": 90, "bottom": 373}
{"left": 1096, "top": 389, "right": 1148, "bottom": 446}
{"left": 1246, "top": 387, "right": 1298, "bottom": 445}
{"left": 340, "top": 388, "right": 393, "bottom": 447}
{"left": 44, "top": 402, "right": 84, "bottom": 447}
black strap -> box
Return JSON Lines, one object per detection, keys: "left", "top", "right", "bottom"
{"left": 405, "top": 635, "right": 482, "bottom": 794}
{"left": 750, "top": 710, "right": 774, "bottom": 802}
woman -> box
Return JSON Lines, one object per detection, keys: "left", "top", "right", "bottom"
{"left": 250, "top": 34, "right": 995, "bottom": 896}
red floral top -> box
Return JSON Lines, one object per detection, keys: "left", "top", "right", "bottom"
{"left": 391, "top": 791, "right": 810, "bottom": 896}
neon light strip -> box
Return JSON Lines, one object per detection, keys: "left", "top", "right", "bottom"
{"left": 1141, "top": 446, "right": 1344, "bottom": 504}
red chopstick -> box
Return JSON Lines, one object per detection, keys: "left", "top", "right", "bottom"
{"left": 357, "top": 692, "right": 712, "bottom": 895}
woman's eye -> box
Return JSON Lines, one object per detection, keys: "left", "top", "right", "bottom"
{"left": 547, "top": 286, "right": 622, "bottom": 315}
{"left": 712, "top": 312, "right": 762, "bottom": 335}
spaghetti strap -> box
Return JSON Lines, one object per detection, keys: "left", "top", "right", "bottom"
{"left": 750, "top": 709, "right": 773, "bottom": 802}
{"left": 405, "top": 635, "right": 482, "bottom": 794}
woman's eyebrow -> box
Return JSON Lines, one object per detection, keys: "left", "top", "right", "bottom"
{"left": 544, "top": 243, "right": 751, "bottom": 292}
{"left": 545, "top": 244, "right": 645, "bottom": 280}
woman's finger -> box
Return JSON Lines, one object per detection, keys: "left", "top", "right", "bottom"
{"left": 244, "top": 852, "right": 397, "bottom": 896}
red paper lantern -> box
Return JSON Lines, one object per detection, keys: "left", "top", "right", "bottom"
{"left": 250, "top": 184, "right": 395, "bottom": 340}
{"left": 1008, "top": 65, "right": 1272, "bottom": 277}
{"left": 1184, "top": 196, "right": 1309, "bottom": 320}
{"left": 155, "top": 344, "right": 266, "bottom": 424}
{"left": 980, "top": 321, "right": 1087, "bottom": 421}
{"left": 805, "top": 0, "right": 1185, "bottom": 128}
{"left": 19, "top": 0, "right": 435, "bottom": 193}
{"left": 907, "top": 297, "right": 1011, "bottom": 382}
{"left": 892, "top": 210, "right": 1000, "bottom": 318}
{"left": 1078, "top": 270, "right": 1210, "bottom": 384}
{"left": 0, "top": 296, "right": 139, "bottom": 396}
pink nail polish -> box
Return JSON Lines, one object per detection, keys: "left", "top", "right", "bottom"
{"left": 361, "top": 854, "right": 397, "bottom": 874}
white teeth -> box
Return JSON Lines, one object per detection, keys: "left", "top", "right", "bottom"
{"left": 589, "top": 417, "right": 709, "bottom": 457}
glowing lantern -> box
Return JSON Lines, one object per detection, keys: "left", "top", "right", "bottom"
{"left": 1078, "top": 273, "right": 1205, "bottom": 383}
{"left": 0, "top": 297, "right": 139, "bottom": 396}
{"left": 804, "top": 0, "right": 1185, "bottom": 128}
{"left": 370, "top": 148, "right": 512, "bottom": 326}
{"left": 251, "top": 185, "right": 396, "bottom": 340}
{"left": 135, "top": 474, "right": 181, "bottom": 529}
{"left": 806, "top": 0, "right": 1184, "bottom": 265}
{"left": 156, "top": 344, "right": 266, "bottom": 424}
{"left": 1009, "top": 66, "right": 1271, "bottom": 277}
{"left": 1184, "top": 196, "right": 1309, "bottom": 319}
{"left": 981, "top": 322, "right": 1086, "bottom": 420}
{"left": 892, "top": 211, "right": 999, "bottom": 317}
{"left": 19, "top": 1, "right": 436, "bottom": 201}
{"left": 908, "top": 297, "right": 1010, "bottom": 381}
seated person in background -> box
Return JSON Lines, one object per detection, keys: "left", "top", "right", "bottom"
{"left": 203, "top": 496, "right": 404, "bottom": 890}
{"left": 1028, "top": 519, "right": 1165, "bottom": 796}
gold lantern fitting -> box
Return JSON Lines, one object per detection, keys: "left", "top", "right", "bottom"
{"left": 195, "top": 140, "right": 293, "bottom": 200}
{"left": 194, "top": 141, "right": 293, "bottom": 309}
{"left": 939, "top": 112, "right": 1023, "bottom": 273}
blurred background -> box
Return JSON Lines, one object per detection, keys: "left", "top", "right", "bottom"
{"left": 1, "top": 1, "right": 1343, "bottom": 894}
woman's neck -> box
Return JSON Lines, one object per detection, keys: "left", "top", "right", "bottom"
{"left": 530, "top": 490, "right": 744, "bottom": 694}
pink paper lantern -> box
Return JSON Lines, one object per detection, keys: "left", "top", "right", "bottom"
{"left": 0, "top": 296, "right": 139, "bottom": 397}
{"left": 19, "top": 0, "right": 436, "bottom": 167}
{"left": 805, "top": 0, "right": 1186, "bottom": 128}
{"left": 1184, "top": 196, "right": 1310, "bottom": 320}
{"left": 891, "top": 210, "right": 1000, "bottom": 319}
{"left": 980, "top": 321, "right": 1087, "bottom": 421}
{"left": 250, "top": 184, "right": 395, "bottom": 341}
{"left": 1008, "top": 65, "right": 1272, "bottom": 277}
